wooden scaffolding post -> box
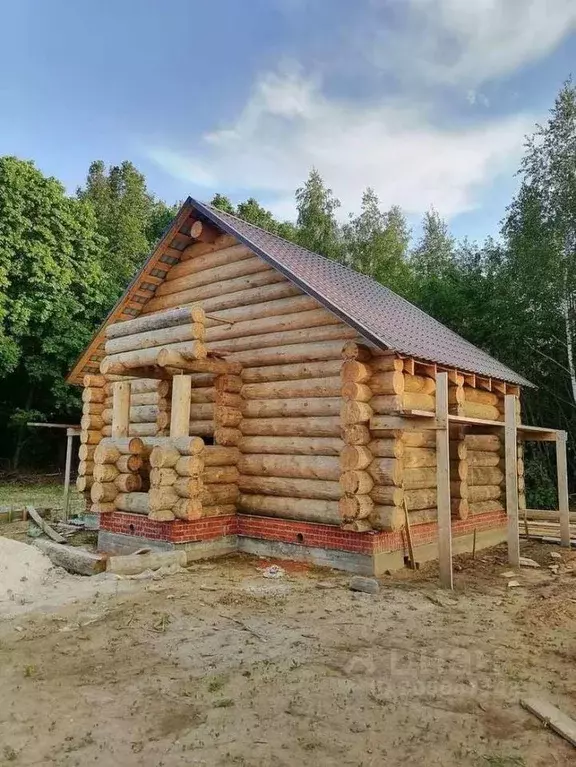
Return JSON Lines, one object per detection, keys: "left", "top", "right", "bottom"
{"left": 111, "top": 381, "right": 131, "bottom": 439}
{"left": 556, "top": 430, "right": 570, "bottom": 548}
{"left": 504, "top": 394, "right": 520, "bottom": 566}
{"left": 436, "top": 372, "right": 453, "bottom": 589}
{"left": 170, "top": 375, "right": 192, "bottom": 438}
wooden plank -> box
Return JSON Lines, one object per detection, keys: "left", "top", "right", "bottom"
{"left": 520, "top": 698, "right": 576, "bottom": 748}
{"left": 448, "top": 415, "right": 504, "bottom": 427}
{"left": 26, "top": 506, "right": 67, "bottom": 544}
{"left": 34, "top": 539, "right": 106, "bottom": 575}
{"left": 436, "top": 372, "right": 453, "bottom": 589}
{"left": 170, "top": 375, "right": 192, "bottom": 439}
{"left": 112, "top": 381, "right": 131, "bottom": 439}
{"left": 556, "top": 431, "right": 571, "bottom": 549}
{"left": 505, "top": 395, "right": 520, "bottom": 566}
{"left": 370, "top": 416, "right": 441, "bottom": 432}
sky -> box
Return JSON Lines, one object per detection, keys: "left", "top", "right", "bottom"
{"left": 0, "top": 0, "right": 575, "bottom": 242}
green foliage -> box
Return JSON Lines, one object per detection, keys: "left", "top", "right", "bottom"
{"left": 295, "top": 169, "right": 343, "bottom": 261}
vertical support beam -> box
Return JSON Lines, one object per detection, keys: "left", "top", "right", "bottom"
{"left": 170, "top": 374, "right": 192, "bottom": 438}
{"left": 63, "top": 428, "right": 74, "bottom": 521}
{"left": 436, "top": 372, "right": 453, "bottom": 589}
{"left": 505, "top": 395, "right": 520, "bottom": 566}
{"left": 112, "top": 381, "right": 131, "bottom": 439}
{"left": 556, "top": 431, "right": 570, "bottom": 548}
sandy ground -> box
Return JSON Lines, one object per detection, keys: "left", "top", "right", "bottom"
{"left": 0, "top": 532, "right": 575, "bottom": 767}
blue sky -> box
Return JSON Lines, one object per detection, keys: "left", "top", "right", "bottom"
{"left": 1, "top": 0, "right": 575, "bottom": 243}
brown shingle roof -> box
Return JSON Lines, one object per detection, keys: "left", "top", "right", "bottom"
{"left": 192, "top": 198, "right": 532, "bottom": 387}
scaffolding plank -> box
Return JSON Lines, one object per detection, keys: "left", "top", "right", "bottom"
{"left": 436, "top": 372, "right": 453, "bottom": 589}
{"left": 505, "top": 395, "right": 520, "bottom": 566}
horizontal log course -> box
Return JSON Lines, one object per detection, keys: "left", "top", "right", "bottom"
{"left": 243, "top": 358, "right": 342, "bottom": 384}
{"left": 242, "top": 377, "right": 342, "bottom": 400}
{"left": 173, "top": 498, "right": 203, "bottom": 521}
{"left": 145, "top": 435, "right": 205, "bottom": 455}
{"left": 101, "top": 342, "right": 207, "bottom": 375}
{"left": 173, "top": 475, "right": 202, "bottom": 499}
{"left": 341, "top": 445, "right": 373, "bottom": 471}
{"left": 202, "top": 446, "right": 240, "bottom": 466}
{"left": 203, "top": 466, "right": 239, "bottom": 485}
{"left": 238, "top": 454, "right": 340, "bottom": 481}
{"left": 174, "top": 456, "right": 205, "bottom": 476}
{"left": 116, "top": 454, "right": 143, "bottom": 473}
{"left": 95, "top": 436, "right": 145, "bottom": 458}
{"left": 238, "top": 475, "right": 341, "bottom": 501}
{"left": 370, "top": 356, "right": 404, "bottom": 372}
{"left": 463, "top": 387, "right": 500, "bottom": 407}
{"left": 91, "top": 502, "right": 115, "bottom": 514}
{"left": 238, "top": 494, "right": 340, "bottom": 525}
{"left": 209, "top": 324, "right": 357, "bottom": 356}
{"left": 204, "top": 293, "right": 318, "bottom": 327}
{"left": 451, "top": 481, "right": 469, "bottom": 499}
{"left": 115, "top": 473, "right": 142, "bottom": 492}
{"left": 82, "top": 402, "right": 105, "bottom": 416}
{"left": 82, "top": 387, "right": 106, "bottom": 404}
{"left": 370, "top": 485, "right": 404, "bottom": 506}
{"left": 103, "top": 392, "right": 170, "bottom": 408}
{"left": 341, "top": 425, "right": 371, "bottom": 445}
{"left": 149, "top": 487, "right": 179, "bottom": 511}
{"left": 467, "top": 451, "right": 501, "bottom": 467}
{"left": 341, "top": 360, "right": 371, "bottom": 384}
{"left": 187, "top": 402, "right": 214, "bottom": 421}
{"left": 242, "top": 398, "right": 340, "bottom": 419}
{"left": 101, "top": 405, "right": 165, "bottom": 425}
{"left": 451, "top": 460, "right": 468, "bottom": 481}
{"left": 403, "top": 447, "right": 436, "bottom": 469}
{"left": 239, "top": 436, "right": 343, "bottom": 456}
{"left": 206, "top": 307, "right": 343, "bottom": 346}
{"left": 404, "top": 374, "right": 435, "bottom": 394}
{"left": 449, "top": 441, "right": 468, "bottom": 460}
{"left": 158, "top": 255, "right": 266, "bottom": 298}
{"left": 81, "top": 414, "right": 104, "bottom": 431}
{"left": 201, "top": 484, "right": 238, "bottom": 506}
{"left": 102, "top": 423, "right": 161, "bottom": 438}
{"left": 340, "top": 471, "right": 374, "bottom": 495}
{"left": 469, "top": 500, "right": 505, "bottom": 515}
{"left": 464, "top": 434, "right": 502, "bottom": 452}
{"left": 81, "top": 430, "right": 101, "bottom": 446}
{"left": 214, "top": 427, "right": 241, "bottom": 445}
{"left": 341, "top": 382, "right": 372, "bottom": 402}
{"left": 369, "top": 395, "right": 402, "bottom": 414}
{"left": 403, "top": 392, "right": 435, "bottom": 411}
{"left": 405, "top": 488, "right": 437, "bottom": 511}
{"left": 228, "top": 340, "right": 349, "bottom": 368}
{"left": 106, "top": 306, "right": 205, "bottom": 340}
{"left": 240, "top": 416, "right": 341, "bottom": 437}
{"left": 189, "top": 421, "right": 214, "bottom": 437}
{"left": 369, "top": 505, "right": 404, "bottom": 532}
{"left": 76, "top": 476, "right": 93, "bottom": 492}
{"left": 94, "top": 464, "right": 119, "bottom": 483}
{"left": 148, "top": 509, "right": 176, "bottom": 521}
{"left": 460, "top": 402, "right": 501, "bottom": 421}
{"left": 78, "top": 460, "right": 94, "bottom": 477}
{"left": 452, "top": 499, "right": 469, "bottom": 519}
{"left": 114, "top": 492, "right": 149, "bottom": 514}
{"left": 126, "top": 379, "right": 171, "bottom": 396}
{"left": 91, "top": 481, "right": 118, "bottom": 503}
{"left": 403, "top": 467, "right": 436, "bottom": 490}
{"left": 144, "top": 268, "right": 283, "bottom": 313}
{"left": 83, "top": 374, "right": 106, "bottom": 388}
{"left": 213, "top": 405, "right": 242, "bottom": 427}
{"left": 214, "top": 375, "right": 242, "bottom": 394}
{"left": 202, "top": 282, "right": 304, "bottom": 317}
{"left": 448, "top": 387, "right": 466, "bottom": 407}
{"left": 339, "top": 495, "right": 374, "bottom": 521}
{"left": 168, "top": 244, "right": 252, "bottom": 279}
{"left": 150, "top": 468, "right": 178, "bottom": 486}
{"left": 467, "top": 485, "right": 503, "bottom": 503}
{"left": 469, "top": 466, "right": 504, "bottom": 486}
{"left": 368, "top": 371, "right": 404, "bottom": 396}
{"left": 402, "top": 431, "right": 436, "bottom": 448}
{"left": 215, "top": 391, "right": 243, "bottom": 410}
{"left": 105, "top": 322, "right": 205, "bottom": 356}
{"left": 78, "top": 444, "right": 96, "bottom": 462}
{"left": 341, "top": 401, "right": 373, "bottom": 425}
{"left": 367, "top": 458, "right": 403, "bottom": 486}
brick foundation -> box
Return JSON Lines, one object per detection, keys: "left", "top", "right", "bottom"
{"left": 98, "top": 510, "right": 506, "bottom": 562}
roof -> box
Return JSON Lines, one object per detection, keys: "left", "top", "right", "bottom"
{"left": 67, "top": 197, "right": 532, "bottom": 387}
{"left": 190, "top": 199, "right": 532, "bottom": 387}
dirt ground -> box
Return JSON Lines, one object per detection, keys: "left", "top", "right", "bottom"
{"left": 0, "top": 532, "right": 575, "bottom": 767}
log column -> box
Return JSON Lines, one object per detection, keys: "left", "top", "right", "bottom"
{"left": 214, "top": 365, "right": 243, "bottom": 447}
{"left": 339, "top": 343, "right": 375, "bottom": 531}
{"left": 78, "top": 374, "right": 106, "bottom": 494}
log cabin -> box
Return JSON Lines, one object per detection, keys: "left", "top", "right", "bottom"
{"left": 67, "top": 198, "right": 564, "bottom": 578}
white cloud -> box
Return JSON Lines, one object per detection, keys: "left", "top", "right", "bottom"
{"left": 146, "top": 69, "right": 531, "bottom": 221}
{"left": 373, "top": 0, "right": 576, "bottom": 86}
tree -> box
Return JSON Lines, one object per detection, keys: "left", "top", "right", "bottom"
{"left": 0, "top": 157, "right": 108, "bottom": 467}
{"left": 210, "top": 193, "right": 236, "bottom": 214}
{"left": 514, "top": 79, "right": 576, "bottom": 404}
{"left": 412, "top": 207, "right": 455, "bottom": 278}
{"left": 295, "top": 169, "right": 342, "bottom": 260}
{"left": 343, "top": 189, "right": 411, "bottom": 292}
{"left": 78, "top": 161, "right": 173, "bottom": 294}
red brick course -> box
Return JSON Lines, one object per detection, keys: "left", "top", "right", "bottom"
{"left": 100, "top": 510, "right": 506, "bottom": 554}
